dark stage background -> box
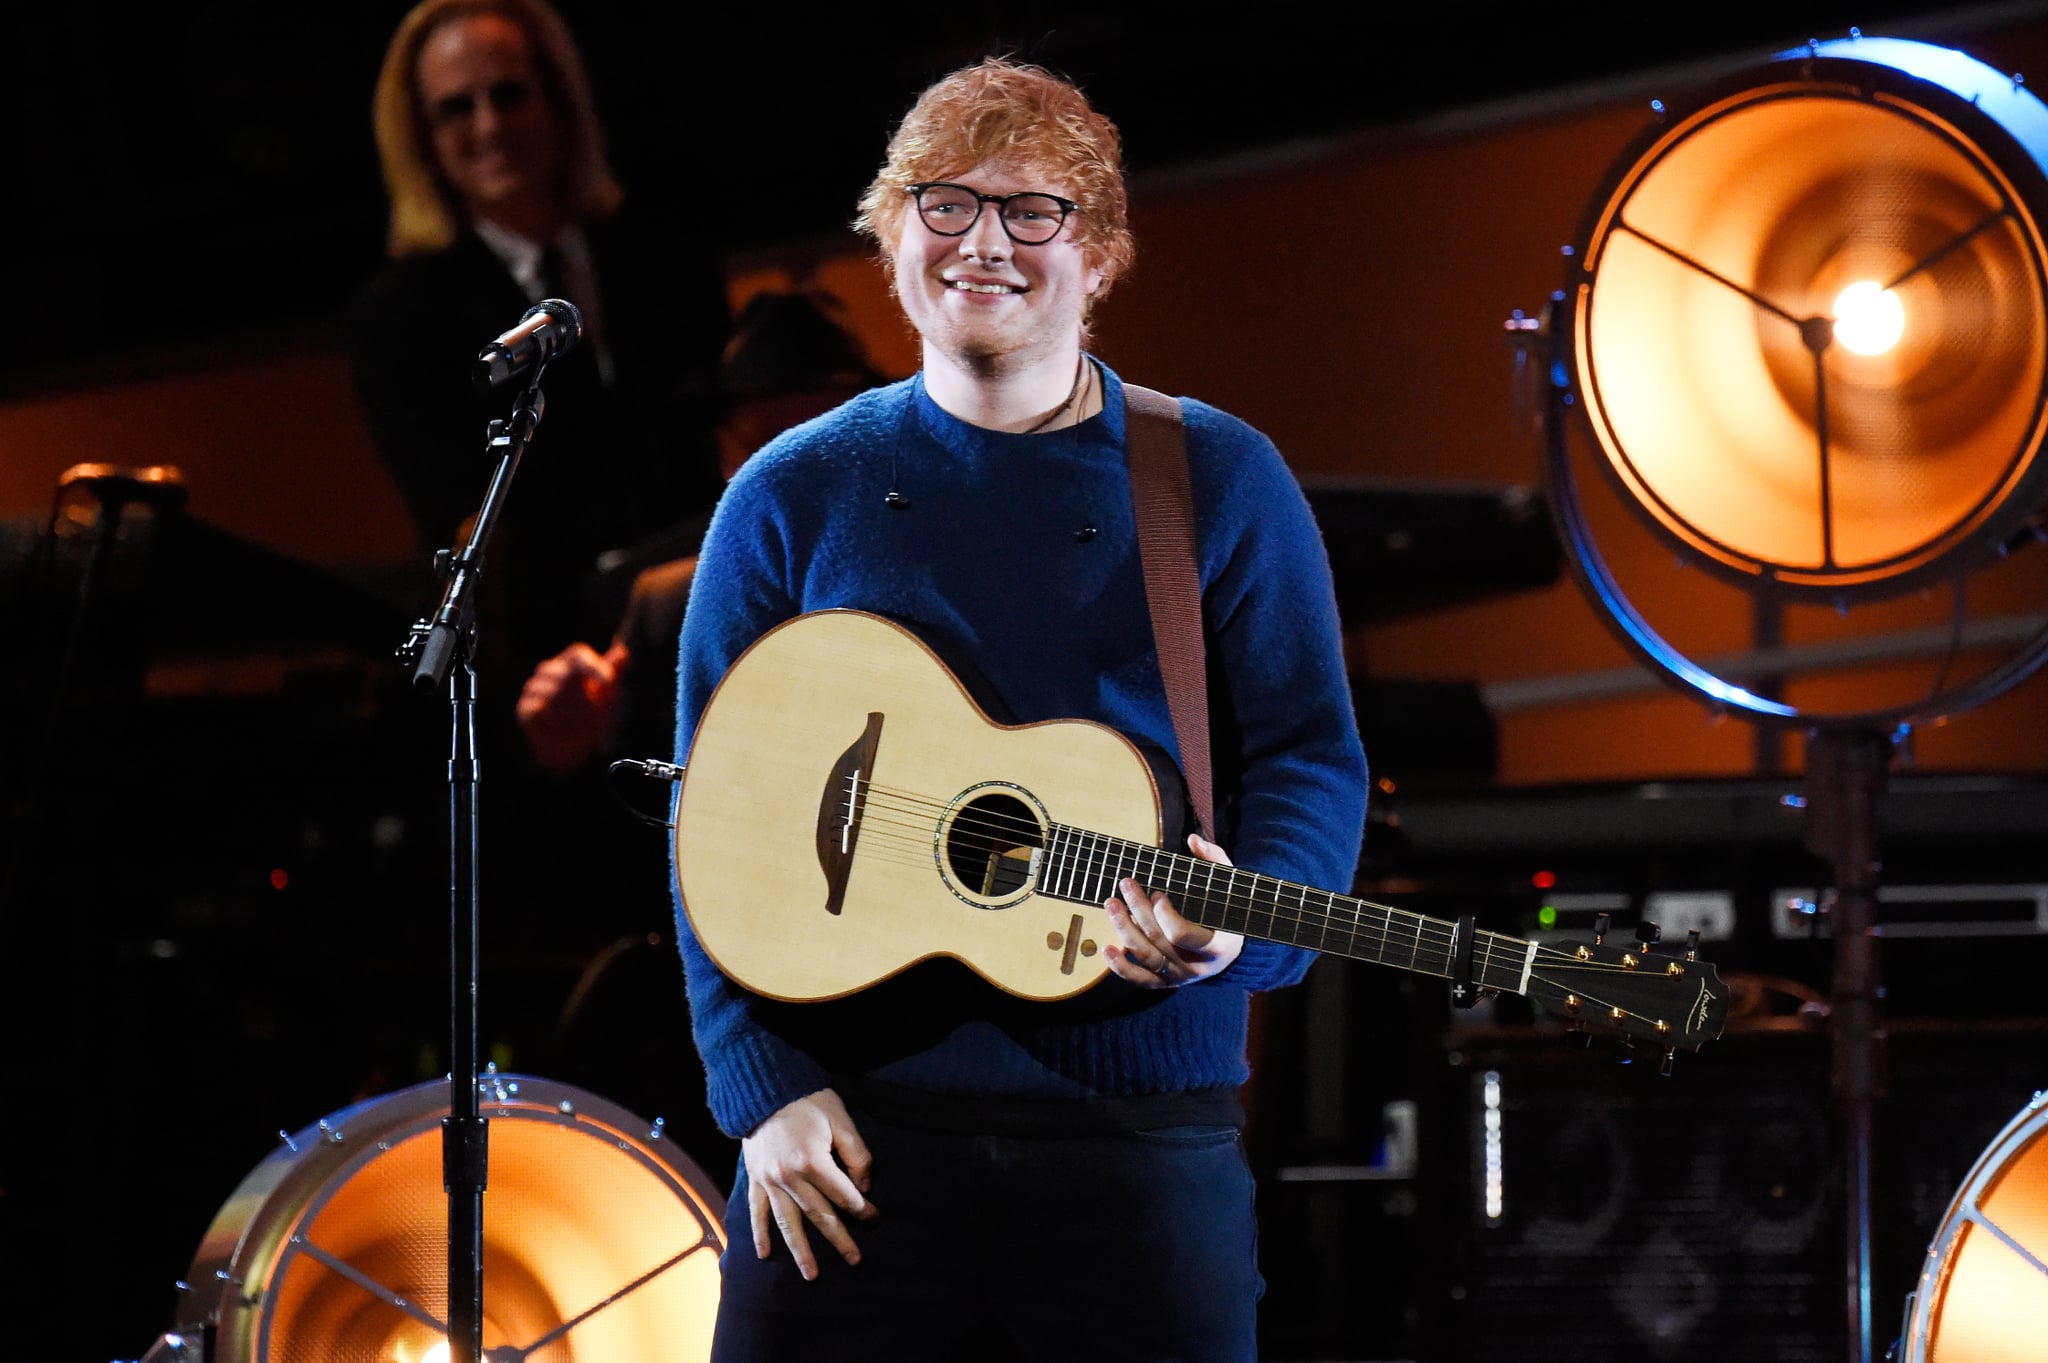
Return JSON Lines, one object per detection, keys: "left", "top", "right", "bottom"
{"left": 5, "top": 4, "right": 2048, "bottom": 1361}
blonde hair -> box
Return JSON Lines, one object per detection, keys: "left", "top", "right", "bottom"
{"left": 855, "top": 58, "right": 1134, "bottom": 300}
{"left": 372, "top": 0, "right": 623, "bottom": 257}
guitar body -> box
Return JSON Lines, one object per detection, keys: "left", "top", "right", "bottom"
{"left": 674, "top": 610, "right": 1161, "bottom": 1001}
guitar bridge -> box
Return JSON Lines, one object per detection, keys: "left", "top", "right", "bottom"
{"left": 814, "top": 713, "right": 882, "bottom": 916}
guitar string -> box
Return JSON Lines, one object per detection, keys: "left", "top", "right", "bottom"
{"left": 847, "top": 783, "right": 1652, "bottom": 977}
{"left": 806, "top": 804, "right": 1688, "bottom": 1031}
{"left": 842, "top": 804, "right": 1473, "bottom": 970}
{"left": 844, "top": 782, "right": 1640, "bottom": 974}
{"left": 847, "top": 792, "right": 1463, "bottom": 960}
{"left": 797, "top": 804, "right": 1685, "bottom": 1026}
{"left": 847, "top": 779, "right": 1458, "bottom": 947}
{"left": 838, "top": 798, "right": 1646, "bottom": 982}
{"left": 1523, "top": 971, "right": 1684, "bottom": 1036}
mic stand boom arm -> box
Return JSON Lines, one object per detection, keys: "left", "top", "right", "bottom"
{"left": 395, "top": 368, "right": 549, "bottom": 1363}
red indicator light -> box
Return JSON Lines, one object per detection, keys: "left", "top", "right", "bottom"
{"left": 270, "top": 868, "right": 290, "bottom": 891}
{"left": 1531, "top": 870, "right": 1557, "bottom": 890}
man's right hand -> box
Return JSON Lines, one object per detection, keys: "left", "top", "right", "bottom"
{"left": 515, "top": 640, "right": 628, "bottom": 774}
{"left": 742, "top": 1088, "right": 877, "bottom": 1280}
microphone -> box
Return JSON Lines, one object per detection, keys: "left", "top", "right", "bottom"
{"left": 472, "top": 298, "right": 584, "bottom": 393}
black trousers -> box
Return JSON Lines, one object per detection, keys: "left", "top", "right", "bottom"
{"left": 708, "top": 1104, "right": 1263, "bottom": 1363}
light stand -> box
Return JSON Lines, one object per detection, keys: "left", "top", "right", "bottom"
{"left": 1529, "top": 37, "right": 2048, "bottom": 1362}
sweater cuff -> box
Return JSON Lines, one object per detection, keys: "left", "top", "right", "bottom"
{"left": 1211, "top": 938, "right": 1316, "bottom": 993}
{"left": 704, "top": 1029, "right": 835, "bottom": 1139}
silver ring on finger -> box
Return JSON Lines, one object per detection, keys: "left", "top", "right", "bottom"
{"left": 1154, "top": 952, "right": 1175, "bottom": 976}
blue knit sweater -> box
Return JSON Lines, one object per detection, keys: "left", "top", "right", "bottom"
{"left": 673, "top": 362, "right": 1369, "bottom": 1138}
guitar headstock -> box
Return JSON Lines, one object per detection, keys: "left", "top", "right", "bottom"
{"left": 1521, "top": 921, "right": 1729, "bottom": 1069}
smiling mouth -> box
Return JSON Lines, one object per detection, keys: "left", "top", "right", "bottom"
{"left": 949, "top": 280, "right": 1022, "bottom": 295}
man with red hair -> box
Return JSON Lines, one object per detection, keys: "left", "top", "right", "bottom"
{"left": 674, "top": 58, "right": 1367, "bottom": 1361}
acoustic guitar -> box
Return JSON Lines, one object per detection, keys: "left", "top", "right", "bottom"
{"left": 673, "top": 610, "right": 1728, "bottom": 1057}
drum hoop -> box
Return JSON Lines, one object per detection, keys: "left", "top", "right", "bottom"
{"left": 172, "top": 1074, "right": 726, "bottom": 1355}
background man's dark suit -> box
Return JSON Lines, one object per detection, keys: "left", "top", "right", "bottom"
{"left": 345, "top": 209, "right": 729, "bottom": 667}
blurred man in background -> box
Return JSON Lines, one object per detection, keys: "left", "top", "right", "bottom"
{"left": 348, "top": 0, "right": 729, "bottom": 671}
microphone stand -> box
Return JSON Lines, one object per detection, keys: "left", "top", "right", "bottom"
{"left": 397, "top": 368, "right": 550, "bottom": 1363}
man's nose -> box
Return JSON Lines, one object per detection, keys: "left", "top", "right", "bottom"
{"left": 958, "top": 206, "right": 1009, "bottom": 260}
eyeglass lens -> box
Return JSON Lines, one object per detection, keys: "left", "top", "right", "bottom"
{"left": 431, "top": 78, "right": 532, "bottom": 126}
{"left": 915, "top": 185, "right": 1070, "bottom": 244}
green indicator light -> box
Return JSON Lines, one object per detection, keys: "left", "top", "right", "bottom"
{"left": 1537, "top": 905, "right": 1558, "bottom": 929}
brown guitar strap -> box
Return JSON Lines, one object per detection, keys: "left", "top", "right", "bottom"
{"left": 1122, "top": 382, "right": 1215, "bottom": 844}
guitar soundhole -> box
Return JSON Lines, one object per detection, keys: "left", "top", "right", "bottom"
{"left": 941, "top": 791, "right": 1044, "bottom": 905}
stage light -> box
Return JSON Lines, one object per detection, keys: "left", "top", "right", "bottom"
{"left": 1534, "top": 34, "right": 2048, "bottom": 732}
{"left": 1900, "top": 1090, "right": 2048, "bottom": 1361}
{"left": 1567, "top": 35, "right": 2048, "bottom": 605}
{"left": 157, "top": 1075, "right": 726, "bottom": 1362}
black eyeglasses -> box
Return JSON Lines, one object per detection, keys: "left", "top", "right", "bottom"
{"left": 428, "top": 78, "right": 533, "bottom": 127}
{"left": 906, "top": 183, "right": 1080, "bottom": 245}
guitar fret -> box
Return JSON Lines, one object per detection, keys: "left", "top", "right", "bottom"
{"left": 1293, "top": 887, "right": 1319, "bottom": 952}
{"left": 1330, "top": 890, "right": 1361, "bottom": 957}
{"left": 1211, "top": 865, "right": 1238, "bottom": 933}
{"left": 1121, "top": 839, "right": 1146, "bottom": 897}
{"left": 1236, "top": 875, "right": 1269, "bottom": 941}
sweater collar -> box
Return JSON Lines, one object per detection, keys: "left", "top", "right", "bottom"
{"left": 906, "top": 357, "right": 1128, "bottom": 455}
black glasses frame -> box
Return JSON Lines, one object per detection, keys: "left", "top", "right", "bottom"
{"left": 905, "top": 183, "right": 1081, "bottom": 244}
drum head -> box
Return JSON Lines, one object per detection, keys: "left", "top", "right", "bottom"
{"left": 172, "top": 1075, "right": 726, "bottom": 1362}
{"left": 1905, "top": 1089, "right": 2048, "bottom": 1362}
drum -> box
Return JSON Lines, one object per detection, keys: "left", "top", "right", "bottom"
{"left": 1901, "top": 1088, "right": 2048, "bottom": 1362}
{"left": 161, "top": 1074, "right": 726, "bottom": 1363}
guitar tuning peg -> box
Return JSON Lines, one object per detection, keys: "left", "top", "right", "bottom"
{"left": 1685, "top": 928, "right": 1700, "bottom": 961}
{"left": 1660, "top": 1046, "right": 1677, "bottom": 1077}
{"left": 1593, "top": 912, "right": 1611, "bottom": 945}
{"left": 1634, "top": 920, "right": 1662, "bottom": 948}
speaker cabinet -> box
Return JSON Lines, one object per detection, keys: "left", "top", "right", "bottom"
{"left": 1417, "top": 1022, "right": 2046, "bottom": 1362}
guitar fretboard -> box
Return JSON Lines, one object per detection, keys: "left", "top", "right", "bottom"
{"left": 1038, "top": 824, "right": 1533, "bottom": 995}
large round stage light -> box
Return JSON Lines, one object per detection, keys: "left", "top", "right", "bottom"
{"left": 1542, "top": 34, "right": 2048, "bottom": 731}
{"left": 1901, "top": 1089, "right": 2048, "bottom": 1362}
{"left": 1567, "top": 35, "right": 2048, "bottom": 603}
{"left": 162, "top": 1075, "right": 726, "bottom": 1362}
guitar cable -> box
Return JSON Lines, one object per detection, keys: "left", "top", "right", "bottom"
{"left": 606, "top": 757, "right": 683, "bottom": 829}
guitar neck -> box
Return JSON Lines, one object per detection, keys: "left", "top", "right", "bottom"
{"left": 1037, "top": 824, "right": 1535, "bottom": 995}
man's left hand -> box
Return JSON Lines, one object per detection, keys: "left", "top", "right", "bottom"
{"left": 1103, "top": 833, "right": 1244, "bottom": 988}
